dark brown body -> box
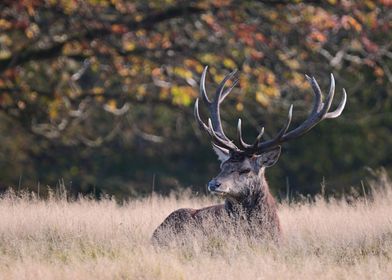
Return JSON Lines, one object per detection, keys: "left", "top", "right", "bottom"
{"left": 151, "top": 180, "right": 281, "bottom": 245}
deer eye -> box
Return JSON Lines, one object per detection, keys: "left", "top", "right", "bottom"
{"left": 239, "top": 168, "right": 251, "bottom": 175}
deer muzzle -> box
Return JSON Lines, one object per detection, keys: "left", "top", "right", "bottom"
{"left": 208, "top": 179, "right": 221, "bottom": 192}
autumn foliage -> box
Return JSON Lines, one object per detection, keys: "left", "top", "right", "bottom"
{"left": 0, "top": 1, "right": 391, "bottom": 197}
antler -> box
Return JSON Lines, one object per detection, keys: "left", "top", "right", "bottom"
{"left": 194, "top": 67, "right": 347, "bottom": 155}
{"left": 194, "top": 66, "right": 241, "bottom": 152}
{"left": 241, "top": 73, "right": 347, "bottom": 153}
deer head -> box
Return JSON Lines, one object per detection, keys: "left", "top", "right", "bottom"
{"left": 194, "top": 66, "right": 347, "bottom": 203}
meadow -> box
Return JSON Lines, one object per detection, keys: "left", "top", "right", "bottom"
{"left": 1, "top": 172, "right": 392, "bottom": 280}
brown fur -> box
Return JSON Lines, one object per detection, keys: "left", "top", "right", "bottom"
{"left": 151, "top": 158, "right": 281, "bottom": 246}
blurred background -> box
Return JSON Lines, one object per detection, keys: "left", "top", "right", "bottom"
{"left": 0, "top": 0, "right": 391, "bottom": 199}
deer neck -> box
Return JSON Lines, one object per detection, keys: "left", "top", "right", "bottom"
{"left": 224, "top": 174, "right": 274, "bottom": 220}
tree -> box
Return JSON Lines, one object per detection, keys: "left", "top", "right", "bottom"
{"left": 0, "top": 0, "right": 391, "bottom": 197}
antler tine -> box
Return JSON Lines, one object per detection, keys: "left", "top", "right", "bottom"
{"left": 216, "top": 69, "right": 237, "bottom": 101}
{"left": 325, "top": 88, "right": 347, "bottom": 118}
{"left": 195, "top": 98, "right": 239, "bottom": 151}
{"left": 258, "top": 105, "right": 293, "bottom": 151}
{"left": 200, "top": 66, "right": 211, "bottom": 105}
{"left": 237, "top": 119, "right": 253, "bottom": 149}
{"left": 305, "top": 74, "right": 323, "bottom": 115}
{"left": 194, "top": 98, "right": 210, "bottom": 132}
{"left": 319, "top": 73, "right": 335, "bottom": 116}
{"left": 208, "top": 118, "right": 239, "bottom": 151}
{"left": 256, "top": 127, "right": 265, "bottom": 142}
{"left": 220, "top": 75, "right": 238, "bottom": 103}
{"left": 251, "top": 127, "right": 265, "bottom": 152}
{"left": 209, "top": 69, "right": 238, "bottom": 141}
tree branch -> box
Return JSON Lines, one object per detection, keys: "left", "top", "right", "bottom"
{"left": 0, "top": 5, "right": 205, "bottom": 72}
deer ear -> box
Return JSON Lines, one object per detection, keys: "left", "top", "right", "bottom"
{"left": 254, "top": 146, "right": 281, "bottom": 168}
{"left": 212, "top": 144, "right": 230, "bottom": 163}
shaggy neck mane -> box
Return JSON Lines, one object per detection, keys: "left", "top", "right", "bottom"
{"left": 224, "top": 176, "right": 277, "bottom": 221}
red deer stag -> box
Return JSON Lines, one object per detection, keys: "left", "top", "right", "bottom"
{"left": 152, "top": 66, "right": 347, "bottom": 245}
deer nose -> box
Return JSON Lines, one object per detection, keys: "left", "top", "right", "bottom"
{"left": 208, "top": 180, "right": 221, "bottom": 192}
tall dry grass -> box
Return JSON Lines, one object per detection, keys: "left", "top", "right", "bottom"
{"left": 1, "top": 173, "right": 392, "bottom": 280}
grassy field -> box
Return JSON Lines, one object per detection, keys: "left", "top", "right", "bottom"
{"left": 1, "top": 174, "right": 392, "bottom": 279}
